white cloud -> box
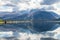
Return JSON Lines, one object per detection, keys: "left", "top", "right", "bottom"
{"left": 0, "top": 0, "right": 6, "bottom": 6}
{"left": 0, "top": 0, "right": 43, "bottom": 12}
{"left": 37, "top": 2, "right": 60, "bottom": 15}
{"left": 51, "top": 2, "right": 60, "bottom": 15}
{"left": 0, "top": 0, "right": 14, "bottom": 12}
{"left": 0, "top": 6, "right": 14, "bottom": 12}
{"left": 17, "top": 0, "right": 43, "bottom": 11}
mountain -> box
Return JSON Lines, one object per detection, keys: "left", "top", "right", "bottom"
{"left": 0, "top": 10, "right": 59, "bottom": 33}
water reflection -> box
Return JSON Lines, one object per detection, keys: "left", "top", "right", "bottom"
{"left": 0, "top": 37, "right": 59, "bottom": 40}
{"left": 40, "top": 37, "right": 59, "bottom": 40}
{"left": 0, "top": 32, "right": 59, "bottom": 40}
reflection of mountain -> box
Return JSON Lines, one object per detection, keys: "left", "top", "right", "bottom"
{"left": 41, "top": 37, "right": 58, "bottom": 40}
{"left": 0, "top": 10, "right": 59, "bottom": 33}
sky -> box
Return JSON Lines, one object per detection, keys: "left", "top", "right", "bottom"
{"left": 0, "top": 0, "right": 60, "bottom": 15}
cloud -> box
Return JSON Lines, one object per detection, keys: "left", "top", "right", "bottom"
{"left": 40, "top": 5, "right": 56, "bottom": 11}
{"left": 51, "top": 2, "right": 60, "bottom": 15}
{"left": 0, "top": 0, "right": 43, "bottom": 12}
{"left": 0, "top": 0, "right": 6, "bottom": 6}
{"left": 0, "top": 0, "right": 60, "bottom": 13}
{"left": 0, "top": 0, "right": 60, "bottom": 15}
{"left": 17, "top": 0, "right": 43, "bottom": 11}
{"left": 41, "top": 0, "right": 60, "bottom": 5}
{"left": 40, "top": 1, "right": 60, "bottom": 15}
{"left": 0, "top": 6, "right": 13, "bottom": 12}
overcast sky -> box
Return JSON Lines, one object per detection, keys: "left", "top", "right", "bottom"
{"left": 0, "top": 0, "right": 60, "bottom": 15}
